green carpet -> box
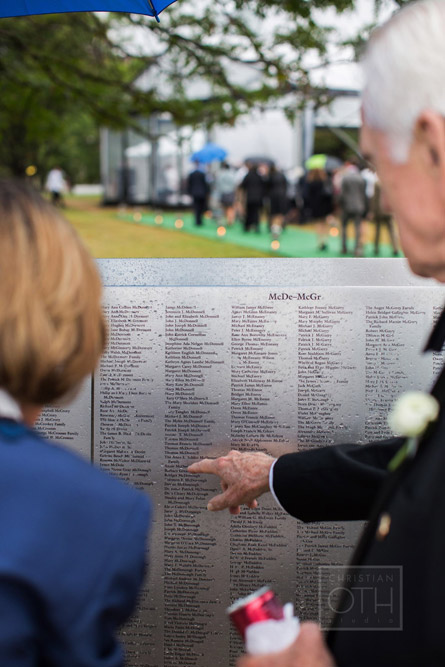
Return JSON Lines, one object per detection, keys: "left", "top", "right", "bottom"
{"left": 118, "top": 210, "right": 401, "bottom": 259}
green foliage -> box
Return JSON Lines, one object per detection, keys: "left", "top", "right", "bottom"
{"left": 0, "top": 13, "right": 144, "bottom": 179}
{"left": 0, "top": 1, "right": 397, "bottom": 180}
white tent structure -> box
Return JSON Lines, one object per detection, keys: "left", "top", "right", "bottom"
{"left": 100, "top": 0, "right": 396, "bottom": 204}
{"left": 100, "top": 81, "right": 361, "bottom": 205}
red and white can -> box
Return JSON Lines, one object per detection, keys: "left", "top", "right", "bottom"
{"left": 227, "top": 586, "right": 285, "bottom": 640}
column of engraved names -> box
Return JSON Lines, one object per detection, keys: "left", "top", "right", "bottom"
{"left": 96, "top": 299, "right": 162, "bottom": 665}
{"left": 36, "top": 379, "right": 91, "bottom": 460}
{"left": 296, "top": 304, "right": 359, "bottom": 446}
{"left": 229, "top": 302, "right": 296, "bottom": 664}
{"left": 231, "top": 304, "right": 291, "bottom": 449}
{"left": 365, "top": 303, "right": 428, "bottom": 441}
{"left": 164, "top": 303, "right": 228, "bottom": 667}
{"left": 295, "top": 302, "right": 360, "bottom": 621}
{"left": 97, "top": 303, "right": 158, "bottom": 487}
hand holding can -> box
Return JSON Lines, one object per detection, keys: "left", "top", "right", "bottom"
{"left": 228, "top": 587, "right": 300, "bottom": 656}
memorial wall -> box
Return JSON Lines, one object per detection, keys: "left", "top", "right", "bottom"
{"left": 36, "top": 259, "right": 445, "bottom": 666}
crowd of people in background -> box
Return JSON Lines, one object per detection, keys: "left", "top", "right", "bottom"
{"left": 186, "top": 154, "right": 400, "bottom": 256}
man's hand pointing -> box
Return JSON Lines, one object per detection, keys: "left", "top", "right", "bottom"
{"left": 188, "top": 450, "right": 275, "bottom": 515}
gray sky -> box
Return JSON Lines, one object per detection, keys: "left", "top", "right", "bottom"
{"left": 308, "top": 0, "right": 399, "bottom": 90}
{"left": 110, "top": 0, "right": 400, "bottom": 92}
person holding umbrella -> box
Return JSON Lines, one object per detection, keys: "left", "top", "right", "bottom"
{"left": 187, "top": 161, "right": 210, "bottom": 227}
{"left": 188, "top": 143, "right": 228, "bottom": 226}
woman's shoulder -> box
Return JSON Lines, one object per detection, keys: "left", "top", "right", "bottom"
{"left": 0, "top": 421, "right": 151, "bottom": 660}
{"left": 0, "top": 420, "right": 151, "bottom": 600}
{"left": 0, "top": 420, "right": 151, "bottom": 522}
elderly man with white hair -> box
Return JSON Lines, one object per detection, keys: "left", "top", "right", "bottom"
{"left": 189, "top": 1, "right": 445, "bottom": 665}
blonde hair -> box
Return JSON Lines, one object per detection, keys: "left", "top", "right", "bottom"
{"left": 0, "top": 180, "right": 106, "bottom": 405}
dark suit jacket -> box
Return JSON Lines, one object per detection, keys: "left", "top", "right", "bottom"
{"left": 240, "top": 169, "right": 265, "bottom": 205}
{"left": 272, "top": 309, "right": 445, "bottom": 666}
{"left": 0, "top": 418, "right": 151, "bottom": 666}
{"left": 187, "top": 169, "right": 209, "bottom": 199}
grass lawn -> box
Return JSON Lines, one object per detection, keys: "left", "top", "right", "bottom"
{"left": 63, "top": 195, "right": 401, "bottom": 259}
{"left": 64, "top": 195, "right": 274, "bottom": 258}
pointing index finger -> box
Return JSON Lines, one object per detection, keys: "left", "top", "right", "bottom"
{"left": 188, "top": 458, "right": 219, "bottom": 475}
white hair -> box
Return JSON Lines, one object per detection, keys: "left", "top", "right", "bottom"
{"left": 362, "top": 0, "right": 445, "bottom": 163}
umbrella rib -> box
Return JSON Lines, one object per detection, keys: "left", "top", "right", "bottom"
{"left": 146, "top": 0, "right": 160, "bottom": 22}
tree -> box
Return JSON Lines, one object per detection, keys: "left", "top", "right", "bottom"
{"left": 115, "top": 0, "right": 412, "bottom": 125}
{"left": 0, "top": 1, "right": 409, "bottom": 180}
{"left": 0, "top": 13, "right": 147, "bottom": 180}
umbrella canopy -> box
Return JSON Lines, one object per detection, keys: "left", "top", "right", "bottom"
{"left": 244, "top": 155, "right": 275, "bottom": 166}
{"left": 191, "top": 142, "right": 227, "bottom": 164}
{"left": 0, "top": 0, "right": 175, "bottom": 21}
{"left": 305, "top": 154, "right": 343, "bottom": 172}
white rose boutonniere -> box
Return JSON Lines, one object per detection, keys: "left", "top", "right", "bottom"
{"left": 388, "top": 391, "right": 439, "bottom": 437}
{"left": 387, "top": 391, "right": 439, "bottom": 471}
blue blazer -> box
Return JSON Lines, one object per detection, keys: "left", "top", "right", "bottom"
{"left": 0, "top": 418, "right": 151, "bottom": 666}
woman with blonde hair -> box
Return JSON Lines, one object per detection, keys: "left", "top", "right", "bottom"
{"left": 0, "top": 180, "right": 151, "bottom": 665}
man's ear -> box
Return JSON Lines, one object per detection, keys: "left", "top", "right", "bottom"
{"left": 414, "top": 110, "right": 445, "bottom": 175}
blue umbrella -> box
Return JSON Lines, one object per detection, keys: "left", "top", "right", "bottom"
{"left": 191, "top": 142, "right": 228, "bottom": 164}
{"left": 0, "top": 0, "right": 176, "bottom": 22}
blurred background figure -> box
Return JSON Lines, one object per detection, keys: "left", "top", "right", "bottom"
{"left": 361, "top": 164, "right": 377, "bottom": 209}
{"left": 266, "top": 164, "right": 288, "bottom": 238}
{"left": 187, "top": 161, "right": 210, "bottom": 227}
{"left": 360, "top": 164, "right": 378, "bottom": 241}
{"left": 371, "top": 177, "right": 400, "bottom": 256}
{"left": 157, "top": 162, "right": 179, "bottom": 204}
{"left": 214, "top": 162, "right": 237, "bottom": 225}
{"left": 233, "top": 161, "right": 249, "bottom": 224}
{"left": 45, "top": 166, "right": 67, "bottom": 207}
{"left": 304, "top": 168, "right": 335, "bottom": 251}
{"left": 240, "top": 163, "right": 265, "bottom": 233}
{"left": 339, "top": 160, "right": 367, "bottom": 256}
{"left": 283, "top": 166, "right": 304, "bottom": 225}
